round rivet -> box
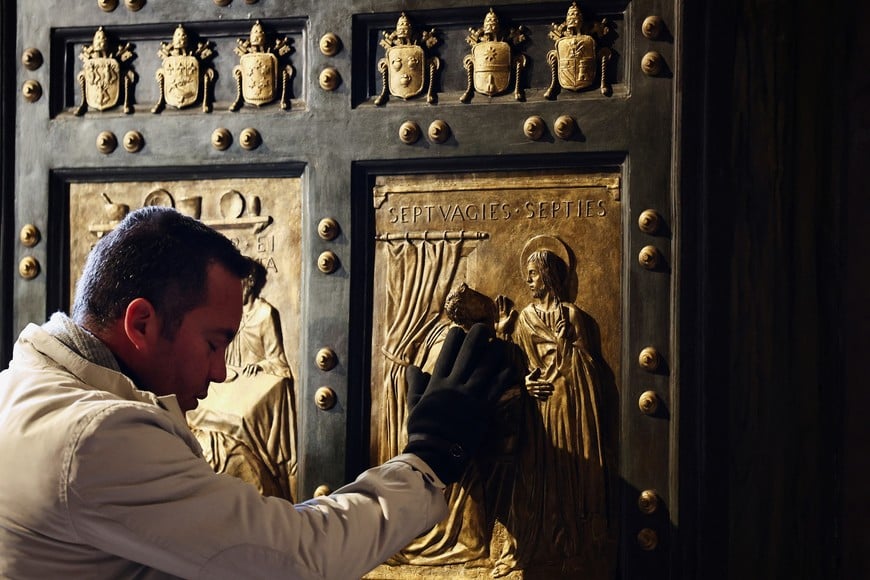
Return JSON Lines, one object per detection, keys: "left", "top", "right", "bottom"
{"left": 523, "top": 115, "right": 545, "bottom": 140}
{"left": 213, "top": 0, "right": 231, "bottom": 4}
{"left": 637, "top": 528, "right": 659, "bottom": 551}
{"left": 96, "top": 131, "right": 118, "bottom": 155}
{"left": 319, "top": 67, "right": 340, "bottom": 91}
{"left": 315, "top": 386, "right": 337, "bottom": 410}
{"left": 313, "top": 484, "right": 331, "bottom": 497}
{"left": 319, "top": 33, "right": 341, "bottom": 56}
{"left": 554, "top": 115, "right": 575, "bottom": 139}
{"left": 122, "top": 130, "right": 143, "bottom": 153}
{"left": 399, "top": 121, "right": 421, "bottom": 145}
{"left": 22, "top": 48, "right": 43, "bottom": 71}
{"left": 428, "top": 120, "right": 450, "bottom": 144}
{"left": 18, "top": 256, "right": 40, "bottom": 280}
{"left": 97, "top": 0, "right": 118, "bottom": 11}
{"left": 22, "top": 80, "right": 42, "bottom": 103}
{"left": 638, "top": 390, "right": 659, "bottom": 415}
{"left": 639, "top": 346, "right": 661, "bottom": 372}
{"left": 212, "top": 128, "right": 232, "bottom": 151}
{"left": 638, "top": 209, "right": 662, "bottom": 234}
{"left": 638, "top": 245, "right": 662, "bottom": 270}
{"left": 239, "top": 128, "right": 261, "bottom": 150}
{"left": 315, "top": 347, "right": 337, "bottom": 371}
{"left": 317, "top": 217, "right": 340, "bottom": 241}
{"left": 317, "top": 250, "right": 339, "bottom": 274}
{"left": 19, "top": 224, "right": 41, "bottom": 248}
{"left": 638, "top": 489, "right": 660, "bottom": 515}
{"left": 642, "top": 16, "right": 664, "bottom": 40}
{"left": 124, "top": 0, "right": 144, "bottom": 11}
{"left": 641, "top": 51, "right": 664, "bottom": 76}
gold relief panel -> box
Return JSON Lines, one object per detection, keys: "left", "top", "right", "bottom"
{"left": 367, "top": 171, "right": 621, "bottom": 579}
{"left": 69, "top": 178, "right": 302, "bottom": 502}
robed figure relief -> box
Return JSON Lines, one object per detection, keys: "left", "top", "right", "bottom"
{"left": 492, "top": 236, "right": 610, "bottom": 577}
{"left": 371, "top": 237, "right": 611, "bottom": 579}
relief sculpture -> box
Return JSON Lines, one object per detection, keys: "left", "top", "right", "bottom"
{"left": 373, "top": 13, "right": 441, "bottom": 106}
{"left": 367, "top": 172, "right": 621, "bottom": 579}
{"left": 69, "top": 178, "right": 302, "bottom": 503}
{"left": 152, "top": 24, "right": 216, "bottom": 114}
{"left": 229, "top": 21, "right": 295, "bottom": 112}
{"left": 490, "top": 237, "right": 609, "bottom": 577}
{"left": 74, "top": 27, "right": 137, "bottom": 115}
{"left": 460, "top": 9, "right": 529, "bottom": 103}
{"left": 543, "top": 2, "right": 613, "bottom": 99}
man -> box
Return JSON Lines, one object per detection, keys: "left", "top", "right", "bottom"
{"left": 0, "top": 206, "right": 516, "bottom": 579}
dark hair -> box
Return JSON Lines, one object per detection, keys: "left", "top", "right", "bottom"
{"left": 72, "top": 206, "right": 250, "bottom": 337}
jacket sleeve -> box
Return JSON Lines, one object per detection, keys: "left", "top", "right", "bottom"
{"left": 64, "top": 402, "right": 448, "bottom": 580}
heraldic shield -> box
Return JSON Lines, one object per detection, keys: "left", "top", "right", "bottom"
{"left": 240, "top": 52, "right": 278, "bottom": 106}
{"left": 556, "top": 35, "right": 598, "bottom": 91}
{"left": 472, "top": 41, "right": 512, "bottom": 96}
{"left": 386, "top": 44, "right": 425, "bottom": 99}
{"left": 163, "top": 55, "right": 200, "bottom": 109}
{"left": 83, "top": 58, "right": 121, "bottom": 111}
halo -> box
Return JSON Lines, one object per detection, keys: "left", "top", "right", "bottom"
{"left": 520, "top": 235, "right": 572, "bottom": 273}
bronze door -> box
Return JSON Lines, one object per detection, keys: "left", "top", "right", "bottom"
{"left": 11, "top": 1, "right": 677, "bottom": 578}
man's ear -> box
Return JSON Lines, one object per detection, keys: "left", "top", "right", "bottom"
{"left": 123, "top": 297, "right": 161, "bottom": 351}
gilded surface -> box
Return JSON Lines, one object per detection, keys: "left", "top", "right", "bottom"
{"left": 69, "top": 178, "right": 302, "bottom": 502}
{"left": 152, "top": 24, "right": 215, "bottom": 113}
{"left": 461, "top": 9, "right": 528, "bottom": 102}
{"left": 230, "top": 21, "right": 295, "bottom": 111}
{"left": 544, "top": 2, "right": 613, "bottom": 98}
{"left": 367, "top": 171, "right": 621, "bottom": 579}
{"left": 374, "top": 13, "right": 441, "bottom": 106}
{"left": 75, "top": 27, "right": 137, "bottom": 115}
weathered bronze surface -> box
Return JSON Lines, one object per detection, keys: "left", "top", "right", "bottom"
{"left": 460, "top": 9, "right": 528, "bottom": 102}
{"left": 151, "top": 25, "right": 215, "bottom": 113}
{"left": 18, "top": 224, "right": 40, "bottom": 248}
{"left": 374, "top": 13, "right": 441, "bottom": 106}
{"left": 318, "top": 67, "right": 340, "bottom": 91}
{"left": 18, "top": 257, "right": 39, "bottom": 280}
{"left": 367, "top": 170, "right": 621, "bottom": 579}
{"left": 21, "top": 48, "right": 42, "bottom": 71}
{"left": 74, "top": 27, "right": 136, "bottom": 115}
{"left": 21, "top": 80, "right": 41, "bottom": 103}
{"left": 229, "top": 21, "right": 295, "bottom": 111}
{"left": 95, "top": 131, "right": 117, "bottom": 154}
{"left": 122, "top": 130, "right": 143, "bottom": 153}
{"left": 69, "top": 178, "right": 302, "bottom": 502}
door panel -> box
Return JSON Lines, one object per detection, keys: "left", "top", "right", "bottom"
{"left": 14, "top": 1, "right": 677, "bottom": 578}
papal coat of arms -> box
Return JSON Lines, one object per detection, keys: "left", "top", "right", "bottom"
{"left": 74, "top": 27, "right": 137, "bottom": 115}
{"left": 229, "top": 21, "right": 295, "bottom": 111}
{"left": 460, "top": 9, "right": 528, "bottom": 103}
{"left": 152, "top": 24, "right": 215, "bottom": 114}
{"left": 544, "top": 2, "right": 613, "bottom": 98}
{"left": 373, "top": 13, "right": 441, "bottom": 106}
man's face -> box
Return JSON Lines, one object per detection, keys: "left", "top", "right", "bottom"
{"left": 527, "top": 262, "right": 548, "bottom": 300}
{"left": 144, "top": 263, "right": 243, "bottom": 412}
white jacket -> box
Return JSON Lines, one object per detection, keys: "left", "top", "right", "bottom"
{"left": 0, "top": 323, "right": 447, "bottom": 579}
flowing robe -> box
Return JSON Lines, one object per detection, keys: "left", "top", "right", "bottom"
{"left": 504, "top": 302, "right": 607, "bottom": 566}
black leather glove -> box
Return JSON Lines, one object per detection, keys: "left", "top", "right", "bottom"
{"left": 403, "top": 323, "right": 519, "bottom": 484}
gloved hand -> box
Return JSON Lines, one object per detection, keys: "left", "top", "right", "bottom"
{"left": 403, "top": 323, "right": 519, "bottom": 484}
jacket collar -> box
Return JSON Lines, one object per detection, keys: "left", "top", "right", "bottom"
{"left": 17, "top": 323, "right": 188, "bottom": 428}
